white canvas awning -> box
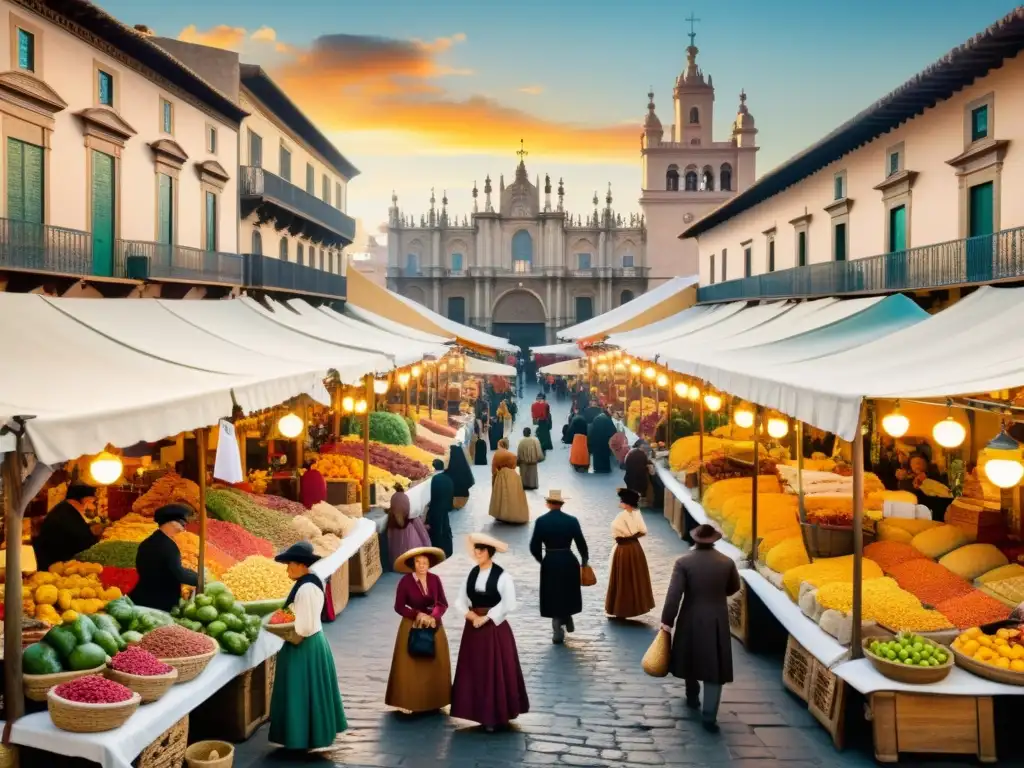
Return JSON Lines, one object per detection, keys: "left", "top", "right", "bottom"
{"left": 385, "top": 291, "right": 520, "bottom": 352}
{"left": 335, "top": 304, "right": 452, "bottom": 345}
{"left": 464, "top": 357, "right": 517, "bottom": 377}
{"left": 605, "top": 302, "right": 744, "bottom": 350}
{"left": 558, "top": 275, "right": 699, "bottom": 341}
{"left": 530, "top": 343, "right": 583, "bottom": 358}
{"left": 539, "top": 359, "right": 586, "bottom": 376}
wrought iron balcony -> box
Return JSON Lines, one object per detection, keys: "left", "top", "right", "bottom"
{"left": 698, "top": 227, "right": 1024, "bottom": 303}
{"left": 387, "top": 266, "right": 424, "bottom": 277}
{"left": 244, "top": 253, "right": 346, "bottom": 299}
{"left": 0, "top": 218, "right": 111, "bottom": 278}
{"left": 240, "top": 166, "right": 356, "bottom": 247}
{"left": 613, "top": 266, "right": 650, "bottom": 278}
{"left": 116, "top": 240, "right": 244, "bottom": 285}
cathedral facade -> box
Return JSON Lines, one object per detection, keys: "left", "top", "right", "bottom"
{"left": 386, "top": 151, "right": 647, "bottom": 349}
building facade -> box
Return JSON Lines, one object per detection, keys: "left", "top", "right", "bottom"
{"left": 640, "top": 29, "right": 758, "bottom": 283}
{"left": 689, "top": 9, "right": 1024, "bottom": 306}
{"left": 386, "top": 152, "right": 648, "bottom": 349}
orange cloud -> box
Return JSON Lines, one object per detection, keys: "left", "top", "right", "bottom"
{"left": 251, "top": 26, "right": 277, "bottom": 42}
{"left": 518, "top": 85, "right": 544, "bottom": 95}
{"left": 177, "top": 24, "right": 247, "bottom": 51}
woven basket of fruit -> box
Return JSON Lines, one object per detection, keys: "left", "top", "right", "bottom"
{"left": 801, "top": 522, "right": 875, "bottom": 559}
{"left": 263, "top": 609, "right": 301, "bottom": 644}
{"left": 24, "top": 665, "right": 106, "bottom": 703}
{"left": 950, "top": 625, "right": 1024, "bottom": 685}
{"left": 863, "top": 632, "right": 953, "bottom": 684}
{"left": 47, "top": 676, "right": 141, "bottom": 732}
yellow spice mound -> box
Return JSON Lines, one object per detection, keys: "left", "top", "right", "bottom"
{"left": 221, "top": 556, "right": 294, "bottom": 602}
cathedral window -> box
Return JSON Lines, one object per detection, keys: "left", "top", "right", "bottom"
{"left": 575, "top": 296, "right": 594, "bottom": 323}
{"left": 512, "top": 229, "right": 533, "bottom": 272}
{"left": 297, "top": 243, "right": 304, "bottom": 266}
{"left": 622, "top": 253, "right": 634, "bottom": 268}
{"left": 447, "top": 297, "right": 466, "bottom": 324}
{"left": 666, "top": 165, "right": 680, "bottom": 191}
{"left": 701, "top": 168, "right": 714, "bottom": 191}
{"left": 405, "top": 253, "right": 419, "bottom": 273}
{"left": 577, "top": 253, "right": 592, "bottom": 270}
{"left": 279, "top": 237, "right": 288, "bottom": 261}
{"left": 620, "top": 290, "right": 634, "bottom": 304}
{"left": 720, "top": 164, "right": 733, "bottom": 192}
{"left": 689, "top": 107, "right": 699, "bottom": 124}
{"left": 451, "top": 252, "right": 464, "bottom": 272}
{"left": 251, "top": 229, "right": 262, "bottom": 255}
{"left": 684, "top": 171, "right": 698, "bottom": 191}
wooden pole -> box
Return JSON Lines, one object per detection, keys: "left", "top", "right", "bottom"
{"left": 362, "top": 373, "right": 372, "bottom": 515}
{"left": 331, "top": 386, "right": 342, "bottom": 438}
{"left": 697, "top": 387, "right": 705, "bottom": 498}
{"left": 196, "top": 427, "right": 208, "bottom": 594}
{"left": 667, "top": 380, "right": 675, "bottom": 447}
{"left": 851, "top": 401, "right": 867, "bottom": 659}
{"left": 796, "top": 421, "right": 807, "bottom": 525}
{"left": 404, "top": 378, "right": 410, "bottom": 418}
{"left": 751, "top": 407, "right": 761, "bottom": 564}
{"left": 639, "top": 379, "right": 645, "bottom": 439}
{"left": 3, "top": 448, "right": 25, "bottom": 725}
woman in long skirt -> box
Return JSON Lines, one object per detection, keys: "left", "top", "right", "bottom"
{"left": 385, "top": 547, "right": 452, "bottom": 713}
{"left": 488, "top": 415, "right": 504, "bottom": 452}
{"left": 497, "top": 400, "right": 512, "bottom": 437}
{"left": 451, "top": 533, "right": 529, "bottom": 731}
{"left": 445, "top": 443, "right": 475, "bottom": 509}
{"left": 568, "top": 415, "right": 590, "bottom": 472}
{"left": 605, "top": 488, "right": 655, "bottom": 619}
{"left": 490, "top": 439, "right": 529, "bottom": 524}
{"left": 269, "top": 543, "right": 347, "bottom": 751}
{"left": 474, "top": 424, "right": 488, "bottom": 466}
{"left": 386, "top": 485, "right": 432, "bottom": 559}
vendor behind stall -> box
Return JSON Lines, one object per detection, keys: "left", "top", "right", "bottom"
{"left": 33, "top": 483, "right": 101, "bottom": 573}
{"left": 130, "top": 504, "right": 198, "bottom": 611}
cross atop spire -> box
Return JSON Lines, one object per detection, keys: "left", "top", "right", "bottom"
{"left": 516, "top": 138, "right": 528, "bottom": 162}
{"left": 685, "top": 12, "right": 700, "bottom": 47}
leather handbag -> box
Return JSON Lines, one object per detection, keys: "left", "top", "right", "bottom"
{"left": 580, "top": 565, "right": 597, "bottom": 587}
{"left": 407, "top": 626, "right": 436, "bottom": 658}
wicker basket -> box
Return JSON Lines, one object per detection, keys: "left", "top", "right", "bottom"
{"left": 185, "top": 740, "right": 233, "bottom": 768}
{"left": 46, "top": 688, "right": 141, "bottom": 733}
{"left": 106, "top": 666, "right": 178, "bottom": 703}
{"left": 862, "top": 636, "right": 953, "bottom": 684}
{"left": 952, "top": 645, "right": 1024, "bottom": 686}
{"left": 23, "top": 665, "right": 106, "bottom": 702}
{"left": 262, "top": 617, "right": 302, "bottom": 645}
{"left": 800, "top": 522, "right": 875, "bottom": 559}
{"left": 453, "top": 496, "right": 468, "bottom": 509}
{"left": 159, "top": 649, "right": 217, "bottom": 684}
{"left": 136, "top": 715, "right": 188, "bottom": 768}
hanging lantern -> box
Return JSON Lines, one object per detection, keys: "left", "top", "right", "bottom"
{"left": 734, "top": 404, "right": 754, "bottom": 429}
{"left": 354, "top": 399, "right": 368, "bottom": 415}
{"left": 342, "top": 396, "right": 355, "bottom": 413}
{"left": 597, "top": 363, "right": 609, "bottom": 373}
{"left": 439, "top": 363, "right": 448, "bottom": 373}
{"left": 674, "top": 382, "right": 687, "bottom": 398}
{"left": 623, "top": 357, "right": 632, "bottom": 366}
{"left": 703, "top": 393, "right": 722, "bottom": 412}
{"left": 373, "top": 378, "right": 390, "bottom": 395}
{"left": 932, "top": 415, "right": 966, "bottom": 449}
{"left": 767, "top": 416, "right": 789, "bottom": 439}
{"left": 614, "top": 362, "right": 626, "bottom": 372}
{"left": 643, "top": 366, "right": 656, "bottom": 381}
{"left": 882, "top": 400, "right": 910, "bottom": 438}
{"left": 687, "top": 385, "right": 700, "bottom": 402}
{"left": 656, "top": 373, "right": 669, "bottom": 388}
{"left": 89, "top": 451, "right": 123, "bottom": 486}
{"left": 277, "top": 413, "right": 304, "bottom": 439}
{"left": 983, "top": 429, "right": 1024, "bottom": 489}
{"left": 398, "top": 371, "right": 411, "bottom": 388}
{"left": 411, "top": 365, "right": 421, "bottom": 378}
{"left": 629, "top": 363, "right": 641, "bottom": 375}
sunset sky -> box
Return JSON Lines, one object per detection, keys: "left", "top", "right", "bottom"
{"left": 100, "top": 0, "right": 1016, "bottom": 242}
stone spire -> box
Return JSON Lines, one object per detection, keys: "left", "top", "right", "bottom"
{"left": 472, "top": 180, "right": 479, "bottom": 212}
{"left": 557, "top": 178, "right": 565, "bottom": 212}
{"left": 678, "top": 13, "right": 708, "bottom": 87}
{"left": 544, "top": 174, "right": 552, "bottom": 212}
{"left": 428, "top": 187, "right": 436, "bottom": 226}
{"left": 440, "top": 189, "right": 448, "bottom": 226}
{"left": 484, "top": 175, "right": 493, "bottom": 212}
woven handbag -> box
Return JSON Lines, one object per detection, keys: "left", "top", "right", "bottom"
{"left": 642, "top": 629, "right": 671, "bottom": 677}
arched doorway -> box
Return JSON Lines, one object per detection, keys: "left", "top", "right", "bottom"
{"left": 492, "top": 289, "right": 546, "bottom": 376}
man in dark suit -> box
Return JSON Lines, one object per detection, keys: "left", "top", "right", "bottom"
{"left": 529, "top": 490, "right": 590, "bottom": 644}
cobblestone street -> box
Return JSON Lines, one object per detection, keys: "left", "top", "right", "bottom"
{"left": 236, "top": 386, "right": 878, "bottom": 768}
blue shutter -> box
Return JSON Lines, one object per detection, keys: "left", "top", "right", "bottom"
{"left": 205, "top": 191, "right": 217, "bottom": 251}
{"left": 17, "top": 30, "right": 34, "bottom": 71}
{"left": 157, "top": 174, "right": 173, "bottom": 245}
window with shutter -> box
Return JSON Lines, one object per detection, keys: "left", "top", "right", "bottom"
{"left": 279, "top": 147, "right": 291, "bottom": 181}
{"left": 248, "top": 130, "right": 262, "bottom": 167}
{"left": 157, "top": 173, "right": 173, "bottom": 245}
{"left": 306, "top": 164, "right": 314, "bottom": 194}
{"left": 6, "top": 138, "right": 44, "bottom": 224}
{"left": 297, "top": 243, "right": 304, "bottom": 265}
{"left": 205, "top": 191, "right": 217, "bottom": 251}
{"left": 322, "top": 175, "right": 330, "bottom": 201}
{"left": 98, "top": 71, "right": 114, "bottom": 106}
{"left": 17, "top": 29, "right": 34, "bottom": 71}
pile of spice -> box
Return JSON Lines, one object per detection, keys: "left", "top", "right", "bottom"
{"left": 53, "top": 675, "right": 134, "bottom": 704}
{"left": 251, "top": 493, "right": 307, "bottom": 517}
{"left": 936, "top": 590, "right": 1012, "bottom": 629}
{"left": 186, "top": 518, "right": 274, "bottom": 560}
{"left": 863, "top": 541, "right": 928, "bottom": 572}
{"left": 109, "top": 647, "right": 174, "bottom": 676}
{"left": 75, "top": 541, "right": 140, "bottom": 568}
{"left": 100, "top": 566, "right": 140, "bottom": 596}
{"left": 888, "top": 559, "right": 974, "bottom": 606}
{"left": 139, "top": 625, "right": 216, "bottom": 658}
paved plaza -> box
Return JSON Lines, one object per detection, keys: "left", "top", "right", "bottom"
{"left": 236, "top": 386, "right": 883, "bottom": 768}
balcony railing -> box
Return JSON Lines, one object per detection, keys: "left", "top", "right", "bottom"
{"left": 117, "top": 240, "right": 244, "bottom": 285}
{"left": 698, "top": 227, "right": 1024, "bottom": 303}
{"left": 0, "top": 218, "right": 110, "bottom": 278}
{"left": 240, "top": 166, "right": 356, "bottom": 243}
{"left": 244, "top": 253, "right": 346, "bottom": 299}
{"left": 613, "top": 266, "right": 650, "bottom": 278}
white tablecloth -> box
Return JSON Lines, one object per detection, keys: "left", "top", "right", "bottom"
{"left": 654, "top": 462, "right": 746, "bottom": 563}
{"left": 310, "top": 516, "right": 376, "bottom": 580}
{"left": 405, "top": 479, "right": 432, "bottom": 520}
{"left": 7, "top": 631, "right": 283, "bottom": 768}
{"left": 833, "top": 658, "right": 1024, "bottom": 696}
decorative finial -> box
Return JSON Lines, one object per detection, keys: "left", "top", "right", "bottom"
{"left": 517, "top": 138, "right": 528, "bottom": 162}
{"left": 391, "top": 189, "right": 397, "bottom": 204}
{"left": 740, "top": 89, "right": 747, "bottom": 106}
{"left": 484, "top": 175, "right": 492, "bottom": 195}
{"left": 647, "top": 88, "right": 655, "bottom": 110}
{"left": 472, "top": 181, "right": 478, "bottom": 198}
{"left": 606, "top": 182, "right": 613, "bottom": 206}
{"left": 592, "top": 191, "right": 598, "bottom": 207}
{"left": 558, "top": 178, "right": 564, "bottom": 197}
{"left": 442, "top": 190, "right": 448, "bottom": 207}
{"left": 429, "top": 187, "right": 435, "bottom": 207}
{"left": 685, "top": 12, "right": 700, "bottom": 48}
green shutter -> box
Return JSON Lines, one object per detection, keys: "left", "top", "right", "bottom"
{"left": 7, "top": 138, "right": 43, "bottom": 224}
{"left": 834, "top": 223, "right": 847, "bottom": 261}
{"left": 91, "top": 151, "right": 115, "bottom": 276}
{"left": 157, "top": 173, "right": 173, "bottom": 245}
{"left": 205, "top": 191, "right": 217, "bottom": 251}
{"left": 969, "top": 182, "right": 994, "bottom": 238}
{"left": 798, "top": 232, "right": 806, "bottom": 266}
{"left": 7, "top": 138, "right": 24, "bottom": 222}
{"left": 971, "top": 106, "right": 988, "bottom": 142}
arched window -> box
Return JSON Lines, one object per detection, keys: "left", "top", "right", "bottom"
{"left": 251, "top": 229, "right": 262, "bottom": 255}
{"left": 666, "top": 165, "right": 680, "bottom": 191}
{"left": 720, "top": 163, "right": 733, "bottom": 192}
{"left": 689, "top": 107, "right": 699, "bottom": 124}
{"left": 297, "top": 243, "right": 304, "bottom": 266}
{"left": 620, "top": 290, "right": 634, "bottom": 304}
{"left": 701, "top": 167, "right": 714, "bottom": 191}
{"left": 405, "top": 253, "right": 419, "bottom": 274}
{"left": 684, "top": 171, "right": 698, "bottom": 191}
{"left": 279, "top": 237, "right": 288, "bottom": 261}
{"left": 512, "top": 229, "right": 532, "bottom": 272}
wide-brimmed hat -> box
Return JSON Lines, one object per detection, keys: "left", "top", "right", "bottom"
{"left": 154, "top": 503, "right": 192, "bottom": 526}
{"left": 690, "top": 524, "right": 722, "bottom": 545}
{"left": 468, "top": 532, "right": 508, "bottom": 554}
{"left": 274, "top": 541, "right": 321, "bottom": 566}
{"left": 617, "top": 487, "right": 641, "bottom": 508}
{"left": 545, "top": 489, "right": 569, "bottom": 504}
{"left": 394, "top": 546, "right": 446, "bottom": 573}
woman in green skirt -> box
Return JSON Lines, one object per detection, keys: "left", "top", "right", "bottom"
{"left": 269, "top": 542, "right": 347, "bottom": 751}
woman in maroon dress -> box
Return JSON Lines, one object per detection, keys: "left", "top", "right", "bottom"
{"left": 385, "top": 547, "right": 451, "bottom": 713}
{"left": 450, "top": 533, "right": 529, "bottom": 731}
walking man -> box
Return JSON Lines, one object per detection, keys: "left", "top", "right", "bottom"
{"left": 529, "top": 490, "right": 589, "bottom": 644}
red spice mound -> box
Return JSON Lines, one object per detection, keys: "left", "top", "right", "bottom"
{"left": 251, "top": 493, "right": 307, "bottom": 517}
{"left": 269, "top": 609, "right": 295, "bottom": 625}
{"left": 888, "top": 559, "right": 974, "bottom": 606}
{"left": 109, "top": 647, "right": 173, "bottom": 676}
{"left": 415, "top": 434, "right": 446, "bottom": 455}
{"left": 936, "top": 590, "right": 1012, "bottom": 629}
{"left": 864, "top": 541, "right": 928, "bottom": 573}
{"left": 54, "top": 675, "right": 134, "bottom": 704}
{"left": 186, "top": 518, "right": 274, "bottom": 560}
{"left": 100, "top": 566, "right": 139, "bottom": 595}
{"left": 419, "top": 418, "right": 457, "bottom": 438}
{"left": 139, "top": 625, "right": 216, "bottom": 658}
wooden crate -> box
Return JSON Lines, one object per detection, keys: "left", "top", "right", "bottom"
{"left": 807, "top": 658, "right": 845, "bottom": 749}
{"left": 727, "top": 580, "right": 748, "bottom": 646}
{"left": 326, "top": 479, "right": 359, "bottom": 505}
{"left": 671, "top": 496, "right": 685, "bottom": 537}
{"left": 134, "top": 715, "right": 188, "bottom": 767}
{"left": 781, "top": 635, "right": 812, "bottom": 702}
{"left": 349, "top": 531, "right": 382, "bottom": 594}
{"left": 868, "top": 692, "right": 995, "bottom": 763}
{"left": 330, "top": 560, "right": 351, "bottom": 614}
{"left": 191, "top": 656, "right": 276, "bottom": 742}
{"left": 663, "top": 486, "right": 675, "bottom": 521}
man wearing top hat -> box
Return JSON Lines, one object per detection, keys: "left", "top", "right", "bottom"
{"left": 529, "top": 490, "right": 590, "bottom": 644}
{"left": 129, "top": 503, "right": 198, "bottom": 612}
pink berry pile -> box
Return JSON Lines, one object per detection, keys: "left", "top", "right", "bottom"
{"left": 139, "top": 625, "right": 216, "bottom": 658}
{"left": 54, "top": 675, "right": 134, "bottom": 704}
{"left": 109, "top": 647, "right": 173, "bottom": 676}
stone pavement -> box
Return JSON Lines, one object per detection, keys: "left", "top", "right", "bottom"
{"left": 235, "top": 386, "right": 881, "bottom": 768}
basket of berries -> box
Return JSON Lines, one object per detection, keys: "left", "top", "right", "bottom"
{"left": 263, "top": 609, "right": 301, "bottom": 644}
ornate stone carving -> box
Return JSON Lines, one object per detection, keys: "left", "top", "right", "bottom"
{"left": 196, "top": 159, "right": 231, "bottom": 187}
{"left": 74, "top": 106, "right": 136, "bottom": 145}
{"left": 0, "top": 70, "right": 67, "bottom": 114}
{"left": 149, "top": 138, "right": 189, "bottom": 170}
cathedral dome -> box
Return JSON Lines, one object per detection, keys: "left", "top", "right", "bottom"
{"left": 643, "top": 91, "right": 662, "bottom": 130}
{"left": 733, "top": 89, "right": 755, "bottom": 130}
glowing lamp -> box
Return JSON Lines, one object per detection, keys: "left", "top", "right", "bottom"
{"left": 674, "top": 382, "right": 687, "bottom": 398}
{"left": 597, "top": 363, "right": 609, "bottom": 373}
{"left": 932, "top": 416, "right": 966, "bottom": 449}
{"left": 703, "top": 393, "right": 722, "bottom": 412}
{"left": 623, "top": 357, "right": 632, "bottom": 366}
{"left": 643, "top": 366, "right": 656, "bottom": 381}
{"left": 398, "top": 372, "right": 411, "bottom": 388}
{"left": 277, "top": 413, "right": 304, "bottom": 439}
{"left": 630, "top": 363, "right": 641, "bottom": 375}
{"left": 656, "top": 373, "right": 669, "bottom": 388}
{"left": 614, "top": 362, "right": 626, "bottom": 372}
{"left": 734, "top": 406, "right": 754, "bottom": 429}
{"left": 882, "top": 401, "right": 910, "bottom": 438}
{"left": 411, "top": 365, "right": 421, "bottom": 378}
{"left": 767, "top": 417, "right": 789, "bottom": 439}
{"left": 687, "top": 385, "right": 700, "bottom": 402}
{"left": 342, "top": 396, "right": 355, "bottom": 413}
{"left": 89, "top": 451, "right": 123, "bottom": 486}
{"left": 373, "top": 378, "right": 390, "bottom": 395}
{"left": 983, "top": 430, "right": 1024, "bottom": 489}
{"left": 354, "top": 399, "right": 368, "bottom": 415}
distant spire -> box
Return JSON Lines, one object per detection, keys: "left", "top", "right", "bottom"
{"left": 685, "top": 12, "right": 700, "bottom": 48}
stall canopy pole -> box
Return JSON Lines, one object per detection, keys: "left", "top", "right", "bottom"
{"left": 697, "top": 386, "right": 705, "bottom": 499}
{"left": 851, "top": 400, "right": 867, "bottom": 659}
{"left": 751, "top": 406, "right": 761, "bottom": 564}
{"left": 2, "top": 446, "right": 25, "bottom": 726}
{"left": 796, "top": 421, "right": 807, "bottom": 525}
{"left": 196, "top": 427, "right": 208, "bottom": 594}
{"left": 667, "top": 379, "right": 675, "bottom": 448}
{"left": 362, "top": 374, "right": 372, "bottom": 515}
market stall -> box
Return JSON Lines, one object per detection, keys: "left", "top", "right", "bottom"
{"left": 557, "top": 275, "right": 698, "bottom": 343}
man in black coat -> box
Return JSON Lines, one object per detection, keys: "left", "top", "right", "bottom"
{"left": 33, "top": 484, "right": 100, "bottom": 573}
{"left": 426, "top": 459, "right": 454, "bottom": 557}
{"left": 529, "top": 490, "right": 590, "bottom": 644}
{"left": 130, "top": 504, "right": 198, "bottom": 612}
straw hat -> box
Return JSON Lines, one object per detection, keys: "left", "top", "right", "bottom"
{"left": 467, "top": 532, "right": 508, "bottom": 554}
{"left": 393, "top": 546, "right": 446, "bottom": 574}
{"left": 544, "top": 489, "right": 569, "bottom": 504}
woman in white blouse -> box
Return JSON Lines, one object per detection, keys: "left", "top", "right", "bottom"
{"left": 449, "top": 533, "right": 530, "bottom": 731}
{"left": 268, "top": 542, "right": 347, "bottom": 751}
{"left": 605, "top": 488, "right": 656, "bottom": 619}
